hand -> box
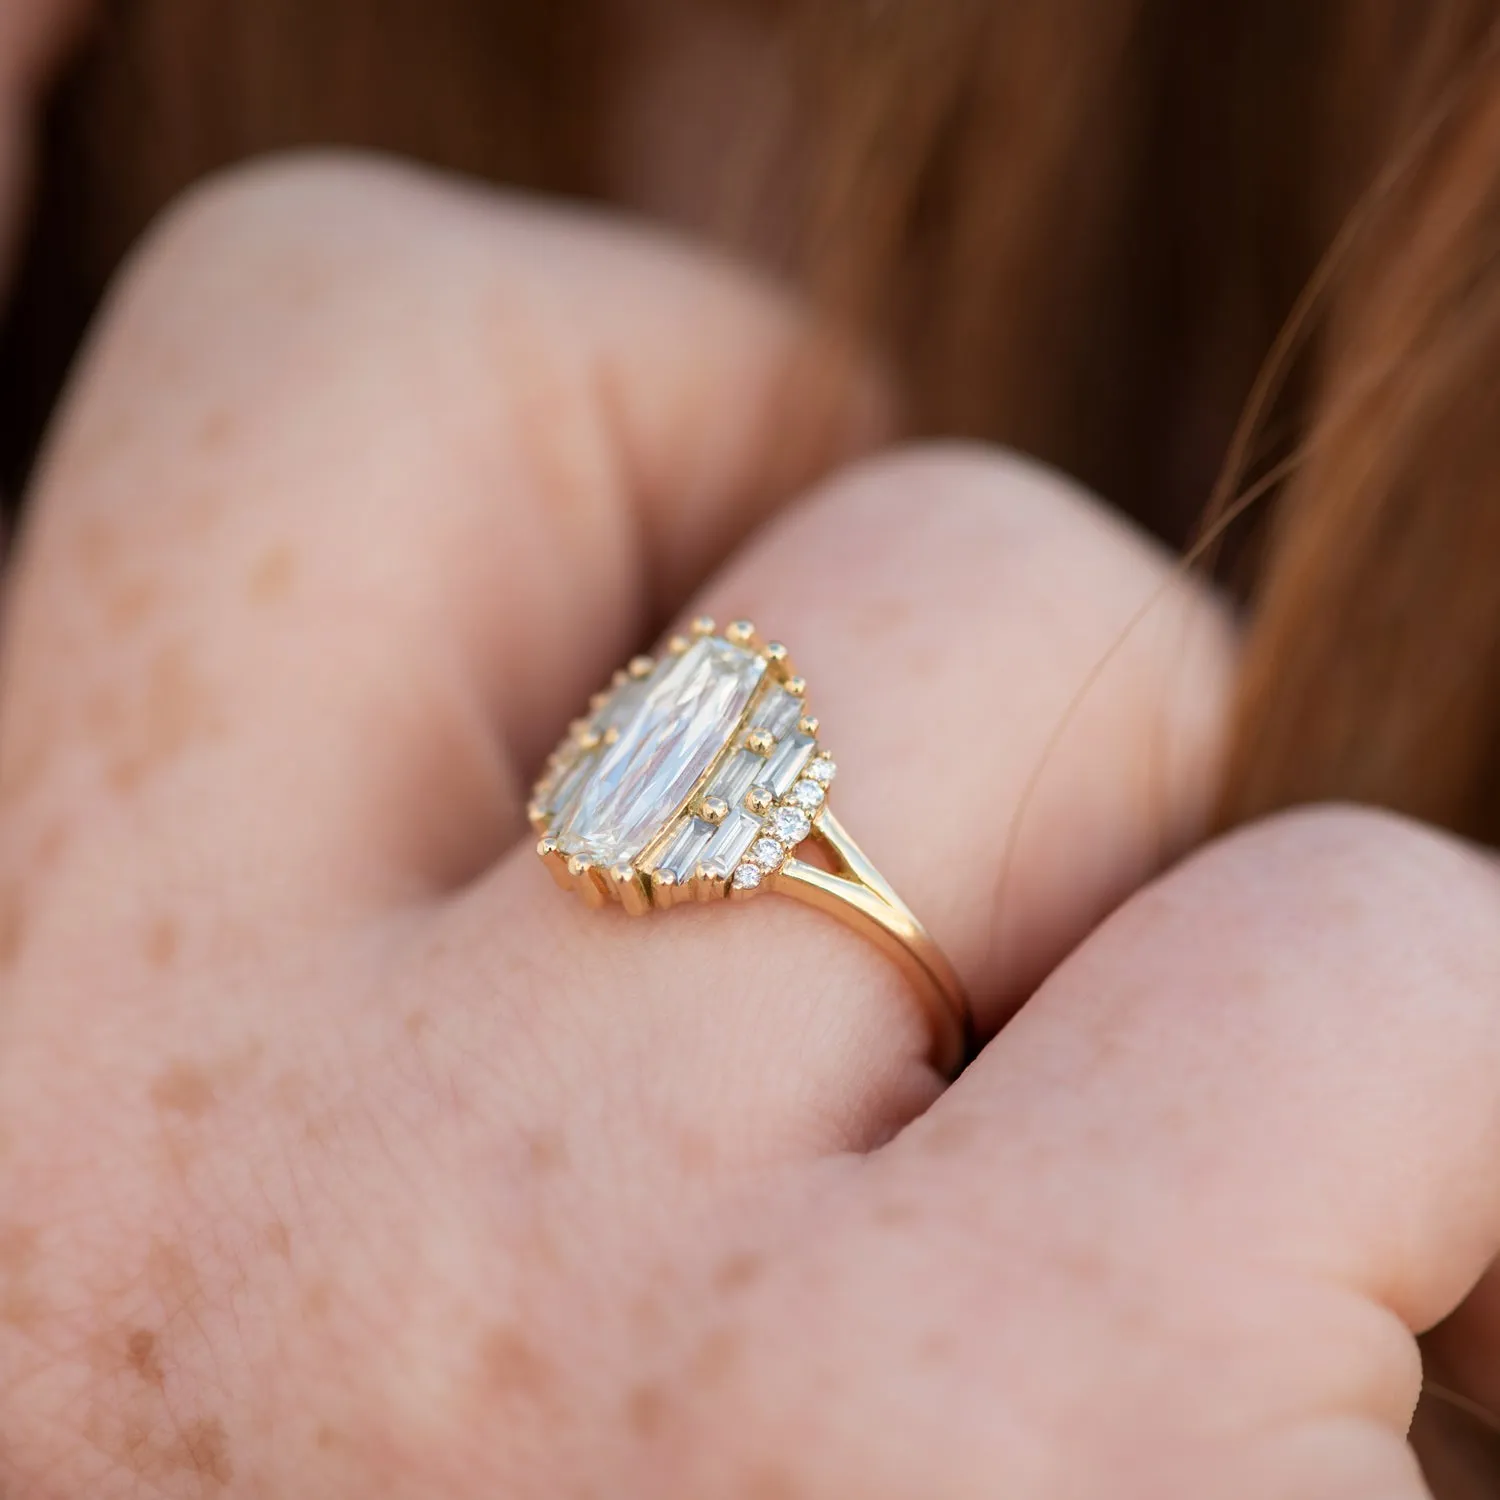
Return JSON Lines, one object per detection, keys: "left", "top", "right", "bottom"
{"left": 1, "top": 155, "right": 1498, "bottom": 1499}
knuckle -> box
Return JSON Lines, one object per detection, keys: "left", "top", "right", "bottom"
{"left": 1198, "top": 801, "right": 1500, "bottom": 936}
{"left": 802, "top": 440, "right": 1220, "bottom": 613}
{"left": 112, "top": 148, "right": 444, "bottom": 321}
{"left": 816, "top": 440, "right": 1107, "bottom": 540}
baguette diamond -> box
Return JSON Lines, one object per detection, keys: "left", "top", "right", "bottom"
{"left": 556, "top": 637, "right": 765, "bottom": 866}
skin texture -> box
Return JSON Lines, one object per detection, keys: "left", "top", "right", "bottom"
{"left": 1, "top": 138, "right": 1500, "bottom": 1500}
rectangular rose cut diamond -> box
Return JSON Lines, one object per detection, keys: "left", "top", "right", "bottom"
{"left": 556, "top": 637, "right": 766, "bottom": 867}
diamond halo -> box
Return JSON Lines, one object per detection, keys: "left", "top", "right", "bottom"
{"left": 529, "top": 618, "right": 833, "bottom": 913}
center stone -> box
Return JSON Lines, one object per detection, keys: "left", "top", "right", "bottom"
{"left": 556, "top": 637, "right": 766, "bottom": 867}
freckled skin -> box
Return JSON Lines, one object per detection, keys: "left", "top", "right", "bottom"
{"left": 675, "top": 1131, "right": 719, "bottom": 1175}
{"left": 138, "top": 646, "right": 223, "bottom": 771}
{"left": 196, "top": 409, "right": 236, "bottom": 451}
{"left": 301, "top": 1282, "right": 332, "bottom": 1320}
{"left": 742, "top": 1464, "right": 802, "bottom": 1500}
{"left": 713, "top": 1252, "right": 764, "bottom": 1295}
{"left": 105, "top": 578, "right": 161, "bottom": 631}
{"left": 33, "top": 820, "right": 69, "bottom": 869}
{"left": 90, "top": 644, "right": 226, "bottom": 799}
{"left": 0, "top": 886, "right": 25, "bottom": 969}
{"left": 246, "top": 544, "right": 297, "bottom": 605}
{"left": 0, "top": 1224, "right": 40, "bottom": 1330}
{"left": 479, "top": 1325, "right": 556, "bottom": 1405}
{"left": 527, "top": 1133, "right": 570, "bottom": 1174}
{"left": 625, "top": 1381, "right": 667, "bottom": 1439}
{"left": 0, "top": 1225, "right": 37, "bottom": 1276}
{"left": 149, "top": 1064, "right": 217, "bottom": 1120}
{"left": 181, "top": 1417, "right": 234, "bottom": 1487}
{"left": 125, "top": 1329, "right": 165, "bottom": 1387}
{"left": 72, "top": 515, "right": 123, "bottom": 581}
{"left": 144, "top": 916, "right": 179, "bottom": 969}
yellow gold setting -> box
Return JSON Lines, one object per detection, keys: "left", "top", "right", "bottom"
{"left": 529, "top": 617, "right": 971, "bottom": 1072}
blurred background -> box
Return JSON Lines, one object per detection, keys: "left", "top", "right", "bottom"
{"left": 0, "top": 0, "right": 1364, "bottom": 568}
{"left": 2, "top": 8, "right": 1499, "bottom": 1488}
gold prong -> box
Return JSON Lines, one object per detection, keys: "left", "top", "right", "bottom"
{"left": 744, "top": 727, "right": 775, "bottom": 756}
{"left": 697, "top": 795, "right": 729, "bottom": 826}
{"left": 611, "top": 668, "right": 630, "bottom": 688}
{"left": 693, "top": 862, "right": 729, "bottom": 903}
{"left": 651, "top": 868, "right": 679, "bottom": 910}
{"left": 726, "top": 620, "right": 756, "bottom": 647}
{"left": 628, "top": 655, "right": 654, "bottom": 679}
{"left": 763, "top": 642, "right": 791, "bottom": 678}
{"left": 667, "top": 634, "right": 691, "bottom": 656}
{"left": 745, "top": 784, "right": 774, "bottom": 816}
{"left": 527, "top": 798, "right": 550, "bottom": 833}
{"left": 602, "top": 725, "right": 620, "bottom": 747}
{"left": 568, "top": 857, "right": 607, "bottom": 909}
{"left": 784, "top": 676, "right": 807, "bottom": 700}
{"left": 797, "top": 715, "right": 819, "bottom": 737}
{"left": 568, "top": 717, "right": 591, "bottom": 739}
{"left": 610, "top": 862, "right": 651, "bottom": 917}
{"left": 588, "top": 690, "right": 611, "bottom": 713}
{"left": 538, "top": 837, "right": 572, "bottom": 891}
{"left": 690, "top": 615, "right": 716, "bottom": 638}
{"left": 577, "top": 728, "right": 602, "bottom": 753}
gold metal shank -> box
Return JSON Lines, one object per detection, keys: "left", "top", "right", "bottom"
{"left": 769, "top": 809, "right": 970, "bottom": 1074}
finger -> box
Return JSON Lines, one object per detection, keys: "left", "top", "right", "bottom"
{"left": 856, "top": 807, "right": 1500, "bottom": 1492}
{"left": 0, "top": 153, "right": 880, "bottom": 933}
{"left": 454, "top": 449, "right": 1234, "bottom": 1155}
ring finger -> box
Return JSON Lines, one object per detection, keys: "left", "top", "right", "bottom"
{"left": 460, "top": 445, "right": 1237, "bottom": 1156}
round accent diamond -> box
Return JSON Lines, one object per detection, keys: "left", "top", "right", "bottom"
{"left": 768, "top": 805, "right": 812, "bottom": 846}
{"left": 787, "top": 779, "right": 824, "bottom": 811}
{"left": 749, "top": 836, "right": 786, "bottom": 872}
{"left": 806, "top": 756, "right": 836, "bottom": 787}
{"left": 732, "top": 862, "right": 763, "bottom": 890}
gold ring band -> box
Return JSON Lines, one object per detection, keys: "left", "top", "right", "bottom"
{"left": 772, "top": 809, "right": 969, "bottom": 1073}
{"left": 528, "top": 617, "right": 972, "bottom": 1075}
